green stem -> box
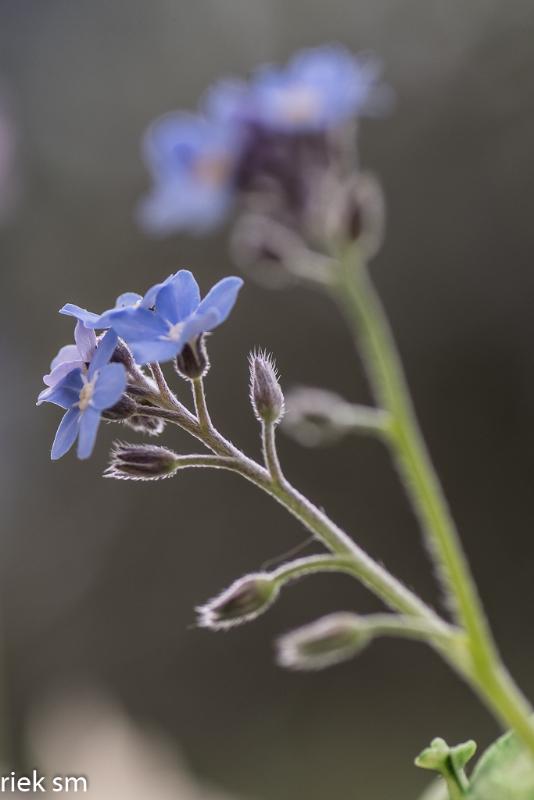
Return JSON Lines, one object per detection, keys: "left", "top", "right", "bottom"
{"left": 334, "top": 245, "right": 534, "bottom": 751}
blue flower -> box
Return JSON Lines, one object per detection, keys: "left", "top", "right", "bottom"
{"left": 247, "top": 45, "right": 385, "bottom": 132}
{"left": 37, "top": 321, "right": 97, "bottom": 404}
{"left": 109, "top": 270, "right": 243, "bottom": 365}
{"left": 138, "top": 112, "right": 242, "bottom": 235}
{"left": 39, "top": 330, "right": 127, "bottom": 460}
{"left": 59, "top": 274, "right": 175, "bottom": 329}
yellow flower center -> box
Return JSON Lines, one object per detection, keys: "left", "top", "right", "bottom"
{"left": 193, "top": 155, "right": 231, "bottom": 186}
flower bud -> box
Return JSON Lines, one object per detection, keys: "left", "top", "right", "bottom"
{"left": 105, "top": 442, "right": 179, "bottom": 480}
{"left": 283, "top": 388, "right": 387, "bottom": 446}
{"left": 283, "top": 388, "right": 356, "bottom": 446}
{"left": 111, "top": 338, "right": 137, "bottom": 373}
{"left": 276, "top": 612, "right": 372, "bottom": 671}
{"left": 249, "top": 350, "right": 285, "bottom": 425}
{"left": 197, "top": 573, "right": 280, "bottom": 630}
{"left": 102, "top": 394, "right": 137, "bottom": 421}
{"left": 175, "top": 336, "right": 209, "bottom": 380}
{"left": 123, "top": 413, "right": 166, "bottom": 436}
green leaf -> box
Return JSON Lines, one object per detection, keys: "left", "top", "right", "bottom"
{"left": 469, "top": 729, "right": 534, "bottom": 800}
{"left": 415, "top": 738, "right": 476, "bottom": 799}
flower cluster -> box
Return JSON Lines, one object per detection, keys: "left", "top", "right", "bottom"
{"left": 38, "top": 270, "right": 243, "bottom": 459}
{"left": 139, "top": 44, "right": 388, "bottom": 271}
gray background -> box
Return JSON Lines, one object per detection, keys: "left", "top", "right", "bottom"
{"left": 1, "top": 1, "right": 534, "bottom": 797}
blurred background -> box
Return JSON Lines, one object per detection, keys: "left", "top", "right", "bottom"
{"left": 1, "top": 1, "right": 534, "bottom": 797}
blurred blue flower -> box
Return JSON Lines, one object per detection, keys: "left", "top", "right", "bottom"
{"left": 39, "top": 330, "right": 127, "bottom": 460}
{"left": 110, "top": 270, "right": 243, "bottom": 365}
{"left": 139, "top": 113, "right": 242, "bottom": 235}
{"left": 37, "top": 321, "right": 97, "bottom": 404}
{"left": 59, "top": 275, "right": 175, "bottom": 329}
{"left": 247, "top": 45, "right": 385, "bottom": 133}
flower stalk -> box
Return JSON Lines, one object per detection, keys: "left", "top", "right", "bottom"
{"left": 331, "top": 243, "right": 534, "bottom": 755}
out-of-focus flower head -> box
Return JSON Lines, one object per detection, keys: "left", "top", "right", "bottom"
{"left": 38, "top": 330, "right": 127, "bottom": 460}
{"left": 109, "top": 269, "right": 243, "bottom": 365}
{"left": 245, "top": 45, "right": 384, "bottom": 133}
{"left": 139, "top": 112, "right": 243, "bottom": 235}
{"left": 138, "top": 43, "right": 389, "bottom": 262}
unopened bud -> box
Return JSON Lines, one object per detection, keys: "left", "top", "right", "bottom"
{"left": 283, "top": 388, "right": 387, "bottom": 446}
{"left": 197, "top": 573, "right": 280, "bottom": 630}
{"left": 105, "top": 442, "right": 179, "bottom": 480}
{"left": 102, "top": 394, "right": 137, "bottom": 421}
{"left": 111, "top": 338, "right": 137, "bottom": 373}
{"left": 123, "top": 411, "right": 166, "bottom": 436}
{"left": 249, "top": 350, "right": 285, "bottom": 425}
{"left": 175, "top": 336, "right": 209, "bottom": 380}
{"left": 276, "top": 612, "right": 371, "bottom": 671}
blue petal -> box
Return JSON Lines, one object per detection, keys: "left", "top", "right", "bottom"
{"left": 92, "top": 363, "right": 127, "bottom": 410}
{"left": 141, "top": 273, "right": 175, "bottom": 309}
{"left": 115, "top": 292, "right": 143, "bottom": 308}
{"left": 88, "top": 330, "right": 118, "bottom": 377}
{"left": 51, "top": 408, "right": 80, "bottom": 460}
{"left": 39, "top": 367, "right": 85, "bottom": 407}
{"left": 77, "top": 407, "right": 102, "bottom": 460}
{"left": 130, "top": 339, "right": 180, "bottom": 366}
{"left": 156, "top": 270, "right": 201, "bottom": 324}
{"left": 196, "top": 276, "right": 243, "bottom": 326}
{"left": 50, "top": 344, "right": 80, "bottom": 371}
{"left": 39, "top": 361, "right": 84, "bottom": 401}
{"left": 60, "top": 304, "right": 103, "bottom": 328}
{"left": 180, "top": 309, "right": 219, "bottom": 347}
{"left": 74, "top": 321, "right": 97, "bottom": 361}
{"left": 109, "top": 307, "right": 168, "bottom": 342}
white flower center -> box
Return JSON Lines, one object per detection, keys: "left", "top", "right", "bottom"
{"left": 165, "top": 321, "right": 186, "bottom": 342}
{"left": 78, "top": 377, "right": 96, "bottom": 411}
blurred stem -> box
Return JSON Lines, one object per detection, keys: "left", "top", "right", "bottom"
{"left": 332, "top": 244, "right": 534, "bottom": 753}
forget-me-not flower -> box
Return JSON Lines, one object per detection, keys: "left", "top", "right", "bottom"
{"left": 109, "top": 270, "right": 243, "bottom": 365}
{"left": 247, "top": 45, "right": 384, "bottom": 133}
{"left": 59, "top": 274, "right": 175, "bottom": 329}
{"left": 39, "top": 330, "right": 127, "bottom": 460}
{"left": 139, "top": 112, "right": 242, "bottom": 235}
{"left": 37, "top": 321, "right": 97, "bottom": 404}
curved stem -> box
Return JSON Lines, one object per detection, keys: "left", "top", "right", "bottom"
{"left": 333, "top": 245, "right": 534, "bottom": 752}
{"left": 139, "top": 403, "right": 449, "bottom": 635}
{"left": 192, "top": 377, "right": 213, "bottom": 432}
{"left": 262, "top": 421, "right": 284, "bottom": 484}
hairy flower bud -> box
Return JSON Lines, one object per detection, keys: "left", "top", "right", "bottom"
{"left": 197, "top": 573, "right": 280, "bottom": 630}
{"left": 105, "top": 442, "right": 179, "bottom": 480}
{"left": 111, "top": 338, "right": 138, "bottom": 373}
{"left": 249, "top": 350, "right": 285, "bottom": 425}
{"left": 102, "top": 394, "right": 137, "bottom": 421}
{"left": 276, "top": 612, "right": 372, "bottom": 670}
{"left": 122, "top": 413, "right": 166, "bottom": 436}
{"left": 175, "top": 336, "right": 209, "bottom": 380}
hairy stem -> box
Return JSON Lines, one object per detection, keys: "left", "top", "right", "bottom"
{"left": 333, "top": 245, "right": 534, "bottom": 752}
{"left": 139, "top": 403, "right": 450, "bottom": 637}
{"left": 262, "top": 421, "right": 284, "bottom": 484}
